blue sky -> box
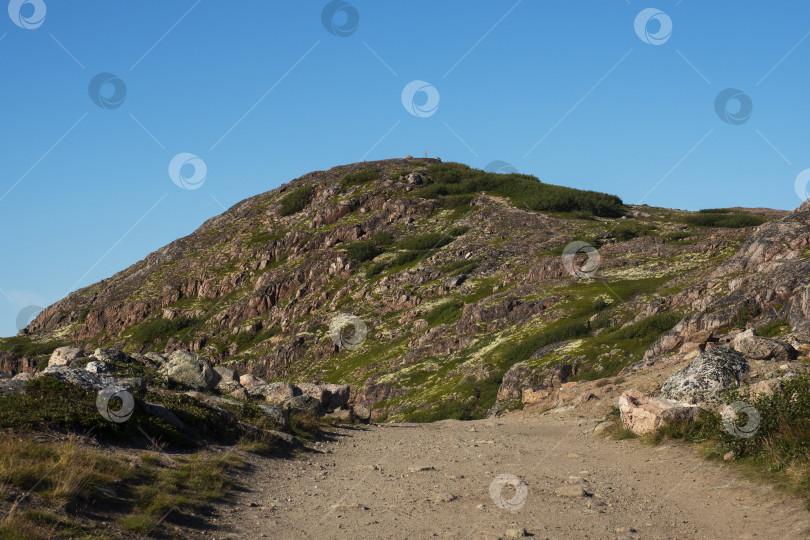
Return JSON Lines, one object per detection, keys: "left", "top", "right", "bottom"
{"left": 1, "top": 0, "right": 809, "bottom": 336}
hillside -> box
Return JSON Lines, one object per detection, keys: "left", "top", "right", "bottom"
{"left": 1, "top": 157, "right": 804, "bottom": 423}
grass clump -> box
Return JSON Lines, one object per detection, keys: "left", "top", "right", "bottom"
{"left": 278, "top": 185, "right": 312, "bottom": 216}
{"left": 423, "top": 301, "right": 464, "bottom": 326}
{"left": 685, "top": 211, "right": 766, "bottom": 228}
{"left": 129, "top": 316, "right": 197, "bottom": 347}
{"left": 417, "top": 162, "right": 626, "bottom": 218}
{"left": 341, "top": 169, "right": 380, "bottom": 187}
{"left": 608, "top": 312, "right": 682, "bottom": 341}
{"left": 756, "top": 319, "right": 790, "bottom": 338}
{"left": 610, "top": 222, "right": 657, "bottom": 241}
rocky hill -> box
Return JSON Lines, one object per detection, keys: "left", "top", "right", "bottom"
{"left": 3, "top": 157, "right": 807, "bottom": 422}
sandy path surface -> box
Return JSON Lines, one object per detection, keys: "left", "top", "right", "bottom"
{"left": 216, "top": 410, "right": 810, "bottom": 539}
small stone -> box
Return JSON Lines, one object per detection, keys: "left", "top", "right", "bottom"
{"left": 723, "top": 451, "right": 736, "bottom": 461}
{"left": 555, "top": 485, "right": 588, "bottom": 497}
{"left": 504, "top": 528, "right": 528, "bottom": 538}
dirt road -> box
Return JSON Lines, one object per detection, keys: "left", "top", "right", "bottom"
{"left": 216, "top": 410, "right": 810, "bottom": 539}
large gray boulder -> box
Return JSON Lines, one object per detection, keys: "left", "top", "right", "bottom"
{"left": 618, "top": 389, "right": 703, "bottom": 435}
{"left": 247, "top": 381, "right": 302, "bottom": 405}
{"left": 660, "top": 346, "right": 749, "bottom": 406}
{"left": 287, "top": 395, "right": 325, "bottom": 417}
{"left": 258, "top": 404, "right": 289, "bottom": 429}
{"left": 162, "top": 351, "right": 220, "bottom": 391}
{"left": 94, "top": 348, "right": 128, "bottom": 364}
{"left": 731, "top": 329, "right": 797, "bottom": 361}
{"left": 298, "top": 382, "right": 350, "bottom": 412}
{"left": 48, "top": 346, "right": 85, "bottom": 368}
{"left": 39, "top": 366, "right": 112, "bottom": 392}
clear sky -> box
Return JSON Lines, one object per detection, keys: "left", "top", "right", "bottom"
{"left": 2, "top": 0, "right": 809, "bottom": 337}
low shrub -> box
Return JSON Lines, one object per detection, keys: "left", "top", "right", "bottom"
{"left": 341, "top": 169, "right": 380, "bottom": 187}
{"left": 278, "top": 185, "right": 312, "bottom": 216}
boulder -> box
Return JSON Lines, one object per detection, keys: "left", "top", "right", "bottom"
{"left": 521, "top": 387, "right": 551, "bottom": 405}
{"left": 13, "top": 372, "right": 34, "bottom": 382}
{"left": 287, "top": 395, "right": 325, "bottom": 417}
{"left": 731, "top": 329, "right": 797, "bottom": 362}
{"left": 85, "top": 361, "right": 112, "bottom": 374}
{"left": 93, "top": 348, "right": 127, "bottom": 364}
{"left": 239, "top": 373, "right": 266, "bottom": 388}
{"left": 748, "top": 378, "right": 782, "bottom": 397}
{"left": 39, "top": 366, "right": 112, "bottom": 392}
{"left": 257, "top": 404, "right": 289, "bottom": 429}
{"left": 298, "top": 382, "right": 350, "bottom": 411}
{"left": 352, "top": 403, "right": 372, "bottom": 423}
{"left": 324, "top": 408, "right": 354, "bottom": 422}
{"left": 618, "top": 389, "right": 703, "bottom": 435}
{"left": 214, "top": 366, "right": 242, "bottom": 393}
{"left": 162, "top": 351, "right": 220, "bottom": 391}
{"left": 229, "top": 387, "right": 249, "bottom": 400}
{"left": 144, "top": 352, "right": 167, "bottom": 366}
{"left": 247, "top": 381, "right": 302, "bottom": 405}
{"left": 48, "top": 346, "right": 85, "bottom": 368}
{"left": 660, "top": 347, "right": 749, "bottom": 405}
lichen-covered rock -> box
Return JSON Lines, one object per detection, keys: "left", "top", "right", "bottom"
{"left": 93, "top": 348, "right": 127, "bottom": 364}
{"left": 258, "top": 404, "right": 289, "bottom": 429}
{"left": 618, "top": 389, "right": 703, "bottom": 435}
{"left": 214, "top": 366, "right": 242, "bottom": 393}
{"left": 48, "top": 346, "right": 85, "bottom": 367}
{"left": 660, "top": 347, "right": 749, "bottom": 405}
{"left": 247, "top": 381, "right": 302, "bottom": 405}
{"left": 38, "top": 366, "right": 113, "bottom": 392}
{"left": 162, "top": 351, "right": 221, "bottom": 391}
{"left": 287, "top": 395, "right": 325, "bottom": 417}
{"left": 239, "top": 374, "right": 266, "bottom": 388}
{"left": 85, "top": 361, "right": 112, "bottom": 374}
{"left": 731, "top": 329, "right": 797, "bottom": 361}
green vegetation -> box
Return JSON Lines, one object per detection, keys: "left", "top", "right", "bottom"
{"left": 0, "top": 336, "right": 63, "bottom": 361}
{"left": 341, "top": 169, "right": 380, "bottom": 187}
{"left": 685, "top": 211, "right": 766, "bottom": 228}
{"left": 0, "top": 437, "right": 245, "bottom": 538}
{"left": 442, "top": 258, "right": 478, "bottom": 276}
{"left": 246, "top": 230, "right": 286, "bottom": 245}
{"left": 417, "top": 162, "right": 626, "bottom": 218}
{"left": 423, "top": 301, "right": 464, "bottom": 326}
{"left": 610, "top": 222, "right": 657, "bottom": 241}
{"left": 278, "top": 185, "right": 312, "bottom": 216}
{"left": 343, "top": 240, "right": 383, "bottom": 262}
{"left": 650, "top": 374, "right": 810, "bottom": 509}
{"left": 233, "top": 326, "right": 281, "bottom": 350}
{"left": 607, "top": 311, "right": 682, "bottom": 341}
{"left": 756, "top": 318, "right": 790, "bottom": 338}
{"left": 128, "top": 316, "right": 197, "bottom": 347}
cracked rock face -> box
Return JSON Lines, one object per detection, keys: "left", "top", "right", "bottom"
{"left": 660, "top": 346, "right": 749, "bottom": 405}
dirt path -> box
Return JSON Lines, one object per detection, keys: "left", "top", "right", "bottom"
{"left": 214, "top": 410, "right": 810, "bottom": 539}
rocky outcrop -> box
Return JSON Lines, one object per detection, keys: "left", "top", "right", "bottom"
{"left": 660, "top": 347, "right": 749, "bottom": 406}
{"left": 618, "top": 389, "right": 703, "bottom": 435}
